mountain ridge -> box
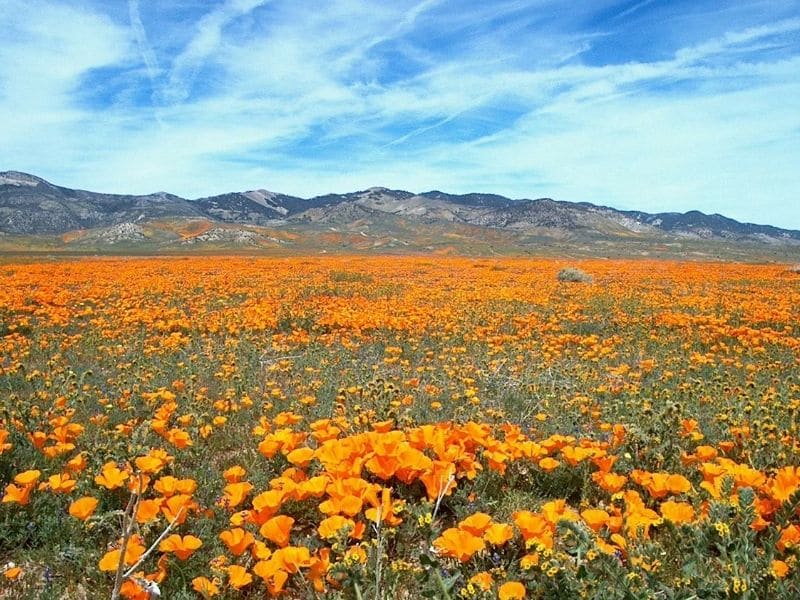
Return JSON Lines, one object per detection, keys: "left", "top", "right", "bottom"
{"left": 1, "top": 171, "right": 798, "bottom": 257}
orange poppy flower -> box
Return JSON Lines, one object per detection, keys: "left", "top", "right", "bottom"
{"left": 469, "top": 571, "right": 493, "bottom": 591}
{"left": 274, "top": 545, "right": 312, "bottom": 573}
{"left": 777, "top": 524, "right": 800, "bottom": 551}
{"left": 251, "top": 489, "right": 285, "bottom": 522}
{"left": 660, "top": 500, "right": 695, "bottom": 525}
{"left": 65, "top": 453, "right": 87, "bottom": 474}
{"left": 0, "top": 428, "right": 11, "bottom": 455}
{"left": 297, "top": 475, "right": 329, "bottom": 498}
{"left": 592, "top": 454, "right": 617, "bottom": 472}
{"left": 307, "top": 548, "right": 331, "bottom": 593}
{"left": 538, "top": 457, "right": 560, "bottom": 472}
{"left": 772, "top": 559, "right": 790, "bottom": 579}
{"left": 623, "top": 492, "right": 663, "bottom": 538}
{"left": 154, "top": 476, "right": 196, "bottom": 497}
{"left": 99, "top": 536, "right": 146, "bottom": 571}
{"left": 165, "top": 428, "right": 193, "bottom": 449}
{"left": 220, "top": 481, "right": 253, "bottom": 509}
{"left": 286, "top": 447, "right": 315, "bottom": 468}
{"left": 645, "top": 473, "right": 691, "bottom": 499}
{"left": 252, "top": 558, "right": 279, "bottom": 582}
{"left": 484, "top": 522, "right": 514, "bottom": 546}
{"left": 694, "top": 446, "right": 718, "bottom": 461}
{"left": 319, "top": 494, "right": 363, "bottom": 517}
{"left": 95, "top": 462, "right": 129, "bottom": 490}
{"left": 499, "top": 581, "right": 526, "bottom": 600}
{"left": 134, "top": 456, "right": 164, "bottom": 475}
{"left": 159, "top": 494, "right": 194, "bottom": 524}
{"left": 69, "top": 496, "right": 99, "bottom": 520}
{"left": 541, "top": 499, "right": 579, "bottom": 525}
{"left": 732, "top": 464, "right": 765, "bottom": 489}
{"left": 252, "top": 559, "right": 289, "bottom": 595}
{"left": 419, "top": 461, "right": 457, "bottom": 500}
{"left": 770, "top": 466, "right": 800, "bottom": 503}
{"left": 14, "top": 470, "right": 41, "bottom": 486}
{"left": 365, "top": 487, "right": 404, "bottom": 527}
{"left": 126, "top": 473, "right": 151, "bottom": 495}
{"left": 158, "top": 534, "right": 202, "bottom": 560}
{"left": 561, "top": 445, "right": 594, "bottom": 466}
{"left": 225, "top": 565, "right": 253, "bottom": 590}
{"left": 135, "top": 498, "right": 163, "bottom": 524}
{"left": 29, "top": 431, "right": 47, "bottom": 449}
{"left": 223, "top": 465, "right": 247, "bottom": 483}
{"left": 260, "top": 515, "right": 294, "bottom": 547}
{"left": 680, "top": 418, "right": 703, "bottom": 440}
{"left": 433, "top": 528, "right": 486, "bottom": 562}
{"left": 192, "top": 576, "right": 220, "bottom": 598}
{"left": 597, "top": 532, "right": 627, "bottom": 556}
{"left": 2, "top": 483, "right": 34, "bottom": 505}
{"left": 45, "top": 473, "right": 76, "bottom": 494}
{"left": 592, "top": 471, "right": 627, "bottom": 493}
{"left": 273, "top": 411, "right": 303, "bottom": 426}
{"left": 318, "top": 515, "right": 355, "bottom": 539}
{"left": 581, "top": 508, "right": 610, "bottom": 532}
{"left": 484, "top": 449, "right": 509, "bottom": 474}
{"left": 458, "top": 512, "right": 493, "bottom": 537}
{"left": 219, "top": 528, "right": 255, "bottom": 556}
{"left": 251, "top": 540, "right": 272, "bottom": 560}
{"left": 512, "top": 511, "right": 554, "bottom": 549}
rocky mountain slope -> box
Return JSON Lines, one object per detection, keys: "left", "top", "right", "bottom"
{"left": 1, "top": 171, "right": 798, "bottom": 256}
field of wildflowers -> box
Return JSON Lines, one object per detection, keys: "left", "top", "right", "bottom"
{"left": 1, "top": 256, "right": 799, "bottom": 599}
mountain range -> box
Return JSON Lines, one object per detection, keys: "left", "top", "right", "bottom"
{"left": 1, "top": 170, "right": 798, "bottom": 259}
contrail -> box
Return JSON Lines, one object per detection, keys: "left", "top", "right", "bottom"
{"left": 128, "top": 0, "right": 160, "bottom": 81}
{"left": 614, "top": 0, "right": 657, "bottom": 21}
{"left": 128, "top": 0, "right": 163, "bottom": 123}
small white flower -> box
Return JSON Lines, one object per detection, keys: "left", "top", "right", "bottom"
{"left": 133, "top": 577, "right": 161, "bottom": 598}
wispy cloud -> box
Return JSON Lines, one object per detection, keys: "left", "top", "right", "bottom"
{"left": 612, "top": 0, "right": 657, "bottom": 21}
{"left": 127, "top": 0, "right": 160, "bottom": 86}
{"left": 674, "top": 17, "right": 800, "bottom": 64}
{"left": 0, "top": 0, "right": 798, "bottom": 227}
{"left": 0, "top": 0, "right": 132, "bottom": 173}
{"left": 127, "top": 0, "right": 163, "bottom": 123}
{"left": 161, "top": 0, "right": 270, "bottom": 104}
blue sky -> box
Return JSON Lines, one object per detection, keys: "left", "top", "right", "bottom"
{"left": 1, "top": 1, "right": 799, "bottom": 227}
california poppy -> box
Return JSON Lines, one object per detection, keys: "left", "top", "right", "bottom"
{"left": 69, "top": 496, "right": 99, "bottom": 521}
{"left": 219, "top": 528, "right": 255, "bottom": 556}
{"left": 433, "top": 528, "right": 485, "bottom": 562}
{"left": 158, "top": 534, "right": 202, "bottom": 560}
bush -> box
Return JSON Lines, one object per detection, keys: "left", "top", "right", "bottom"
{"left": 557, "top": 267, "right": 593, "bottom": 283}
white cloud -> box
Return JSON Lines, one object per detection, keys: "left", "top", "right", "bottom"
{"left": 0, "top": 1, "right": 798, "bottom": 228}
{"left": 160, "top": 0, "right": 271, "bottom": 104}
{"left": 0, "top": 1, "right": 131, "bottom": 103}
{"left": 128, "top": 0, "right": 161, "bottom": 87}
{"left": 0, "top": 1, "right": 132, "bottom": 177}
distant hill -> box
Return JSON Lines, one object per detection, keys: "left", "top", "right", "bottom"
{"left": 1, "top": 171, "right": 798, "bottom": 259}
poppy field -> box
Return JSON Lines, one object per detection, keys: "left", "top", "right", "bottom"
{"left": 1, "top": 256, "right": 799, "bottom": 599}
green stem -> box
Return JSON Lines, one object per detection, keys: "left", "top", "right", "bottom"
{"left": 433, "top": 569, "right": 453, "bottom": 600}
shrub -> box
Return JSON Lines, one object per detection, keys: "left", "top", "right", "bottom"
{"left": 557, "top": 267, "right": 593, "bottom": 283}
